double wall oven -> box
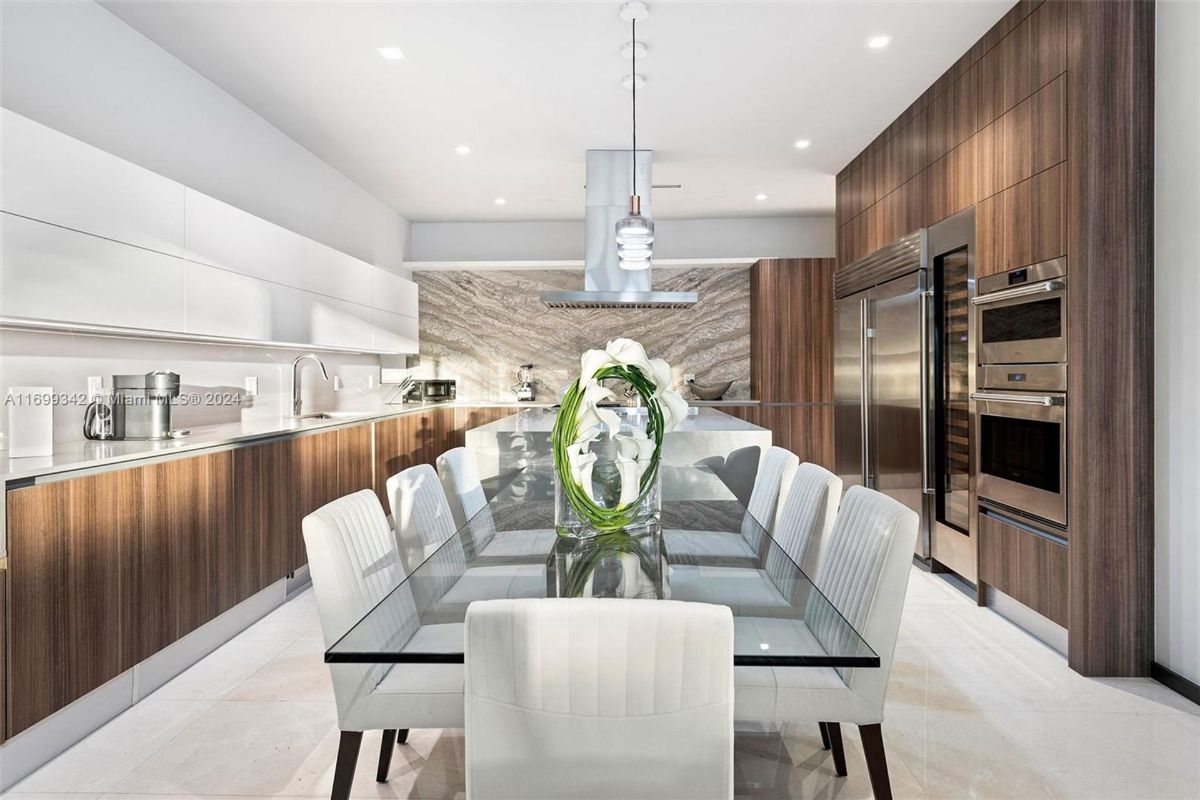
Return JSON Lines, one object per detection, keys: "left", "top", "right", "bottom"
{"left": 970, "top": 258, "right": 1068, "bottom": 531}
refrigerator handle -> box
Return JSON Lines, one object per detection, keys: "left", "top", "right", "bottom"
{"left": 919, "top": 288, "right": 934, "bottom": 495}
{"left": 860, "top": 296, "right": 870, "bottom": 488}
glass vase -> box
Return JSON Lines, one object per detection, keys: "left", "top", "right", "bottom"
{"left": 554, "top": 447, "right": 662, "bottom": 539}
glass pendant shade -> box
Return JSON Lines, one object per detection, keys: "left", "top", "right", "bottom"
{"left": 615, "top": 195, "right": 654, "bottom": 271}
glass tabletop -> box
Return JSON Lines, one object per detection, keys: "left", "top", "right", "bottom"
{"left": 326, "top": 462, "right": 879, "bottom": 668}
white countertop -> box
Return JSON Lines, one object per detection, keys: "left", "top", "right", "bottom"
{"left": 0, "top": 398, "right": 760, "bottom": 484}
{"left": 468, "top": 406, "right": 767, "bottom": 434}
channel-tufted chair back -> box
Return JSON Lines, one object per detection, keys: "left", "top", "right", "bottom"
{"left": 744, "top": 446, "right": 800, "bottom": 536}
{"left": 437, "top": 446, "right": 488, "bottom": 530}
{"left": 806, "top": 485, "right": 918, "bottom": 710}
{"left": 387, "top": 464, "right": 459, "bottom": 574}
{"left": 464, "top": 598, "right": 734, "bottom": 800}
{"left": 302, "top": 490, "right": 418, "bottom": 726}
{"left": 768, "top": 462, "right": 843, "bottom": 581}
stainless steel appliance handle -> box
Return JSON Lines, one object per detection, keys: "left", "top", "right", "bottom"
{"left": 970, "top": 391, "right": 1064, "bottom": 406}
{"left": 970, "top": 280, "right": 1064, "bottom": 306}
{"left": 919, "top": 288, "right": 933, "bottom": 495}
{"left": 860, "top": 296, "right": 870, "bottom": 488}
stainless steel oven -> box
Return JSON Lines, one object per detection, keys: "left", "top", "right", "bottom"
{"left": 972, "top": 258, "right": 1066, "bottom": 364}
{"left": 971, "top": 364, "right": 1067, "bottom": 527}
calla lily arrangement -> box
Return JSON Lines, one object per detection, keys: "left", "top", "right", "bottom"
{"left": 552, "top": 338, "right": 689, "bottom": 533}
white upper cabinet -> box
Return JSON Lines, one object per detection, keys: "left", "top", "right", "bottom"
{"left": 309, "top": 295, "right": 375, "bottom": 350}
{"left": 372, "top": 268, "right": 419, "bottom": 316}
{"left": 0, "top": 111, "right": 417, "bottom": 353}
{"left": 0, "top": 109, "right": 186, "bottom": 256}
{"left": 302, "top": 239, "right": 378, "bottom": 307}
{"left": 183, "top": 189, "right": 305, "bottom": 285}
{"left": 371, "top": 308, "right": 420, "bottom": 353}
{"left": 1, "top": 212, "right": 186, "bottom": 331}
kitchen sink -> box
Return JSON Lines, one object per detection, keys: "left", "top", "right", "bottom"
{"left": 294, "top": 411, "right": 369, "bottom": 421}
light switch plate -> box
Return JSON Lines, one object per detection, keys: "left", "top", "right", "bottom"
{"left": 87, "top": 376, "right": 104, "bottom": 399}
{"left": 244, "top": 376, "right": 258, "bottom": 397}
{"left": 332, "top": 376, "right": 344, "bottom": 391}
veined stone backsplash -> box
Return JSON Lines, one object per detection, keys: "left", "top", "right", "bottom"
{"left": 413, "top": 268, "right": 750, "bottom": 402}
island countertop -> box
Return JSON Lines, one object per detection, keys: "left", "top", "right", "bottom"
{"left": 467, "top": 406, "right": 767, "bottom": 434}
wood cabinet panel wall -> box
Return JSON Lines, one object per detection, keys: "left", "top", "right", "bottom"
{"left": 835, "top": 0, "right": 1154, "bottom": 676}
{"left": 3, "top": 406, "right": 510, "bottom": 738}
{"left": 836, "top": 0, "right": 1066, "bottom": 269}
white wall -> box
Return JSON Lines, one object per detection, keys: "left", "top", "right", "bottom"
{"left": 409, "top": 215, "right": 836, "bottom": 262}
{"left": 1154, "top": 0, "right": 1200, "bottom": 686}
{"left": 0, "top": 0, "right": 410, "bottom": 272}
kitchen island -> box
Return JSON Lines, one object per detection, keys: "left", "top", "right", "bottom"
{"left": 466, "top": 406, "right": 771, "bottom": 503}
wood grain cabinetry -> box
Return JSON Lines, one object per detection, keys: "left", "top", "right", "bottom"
{"left": 5, "top": 451, "right": 233, "bottom": 736}
{"left": 978, "top": 510, "right": 1068, "bottom": 627}
{"left": 2, "top": 408, "right": 524, "bottom": 737}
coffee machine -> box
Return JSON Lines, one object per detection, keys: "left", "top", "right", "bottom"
{"left": 514, "top": 364, "right": 536, "bottom": 402}
{"left": 85, "top": 370, "right": 182, "bottom": 440}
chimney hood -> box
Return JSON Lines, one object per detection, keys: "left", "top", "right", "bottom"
{"left": 540, "top": 150, "right": 697, "bottom": 309}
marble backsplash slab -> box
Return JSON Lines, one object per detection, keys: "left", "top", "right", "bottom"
{"left": 413, "top": 267, "right": 750, "bottom": 402}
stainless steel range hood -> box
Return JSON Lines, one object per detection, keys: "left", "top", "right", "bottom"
{"left": 540, "top": 150, "right": 697, "bottom": 309}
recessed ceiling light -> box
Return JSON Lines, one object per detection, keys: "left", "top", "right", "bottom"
{"left": 755, "top": 193, "right": 769, "bottom": 201}
{"left": 453, "top": 145, "right": 471, "bottom": 155}
{"left": 622, "top": 73, "right": 646, "bottom": 91}
{"left": 619, "top": 1, "right": 649, "bottom": 22}
{"left": 494, "top": 197, "right": 507, "bottom": 206}
{"left": 793, "top": 139, "right": 812, "bottom": 149}
{"left": 377, "top": 47, "right": 406, "bottom": 60}
{"left": 866, "top": 35, "right": 893, "bottom": 49}
{"left": 621, "top": 40, "right": 647, "bottom": 60}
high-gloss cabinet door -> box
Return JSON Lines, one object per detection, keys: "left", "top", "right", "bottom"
{"left": 834, "top": 293, "right": 867, "bottom": 489}
{"left": 867, "top": 272, "right": 927, "bottom": 530}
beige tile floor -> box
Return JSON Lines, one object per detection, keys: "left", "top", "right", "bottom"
{"left": 4, "top": 567, "right": 1198, "bottom": 800}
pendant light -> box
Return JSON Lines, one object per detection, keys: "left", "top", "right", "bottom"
{"left": 615, "top": 3, "right": 654, "bottom": 271}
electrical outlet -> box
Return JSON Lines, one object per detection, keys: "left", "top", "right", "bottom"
{"left": 244, "top": 376, "right": 258, "bottom": 397}
{"left": 684, "top": 373, "right": 695, "bottom": 384}
{"left": 87, "top": 376, "right": 104, "bottom": 399}
{"left": 332, "top": 376, "right": 344, "bottom": 391}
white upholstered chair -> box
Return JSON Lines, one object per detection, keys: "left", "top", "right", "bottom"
{"left": 734, "top": 485, "right": 919, "bottom": 800}
{"left": 387, "top": 463, "right": 459, "bottom": 574}
{"left": 670, "top": 460, "right": 840, "bottom": 613}
{"left": 464, "top": 598, "right": 735, "bottom": 800}
{"left": 436, "top": 446, "right": 488, "bottom": 530}
{"left": 768, "top": 462, "right": 843, "bottom": 579}
{"left": 666, "top": 445, "right": 800, "bottom": 560}
{"left": 302, "top": 490, "right": 464, "bottom": 800}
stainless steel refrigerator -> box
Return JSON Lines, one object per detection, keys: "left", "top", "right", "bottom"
{"left": 834, "top": 213, "right": 977, "bottom": 576}
{"left": 834, "top": 230, "right": 931, "bottom": 559}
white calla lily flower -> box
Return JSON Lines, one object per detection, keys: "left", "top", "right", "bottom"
{"left": 658, "top": 387, "right": 690, "bottom": 433}
{"left": 580, "top": 349, "right": 616, "bottom": 383}
{"left": 577, "top": 382, "right": 621, "bottom": 438}
{"left": 649, "top": 358, "right": 673, "bottom": 393}
{"left": 566, "top": 441, "right": 598, "bottom": 501}
{"left": 605, "top": 338, "right": 654, "bottom": 380}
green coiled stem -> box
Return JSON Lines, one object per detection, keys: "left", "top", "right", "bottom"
{"left": 552, "top": 365, "right": 664, "bottom": 532}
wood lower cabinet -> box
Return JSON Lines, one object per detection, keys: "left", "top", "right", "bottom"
{"left": 978, "top": 509, "right": 1068, "bottom": 627}
{"left": 373, "top": 406, "right": 458, "bottom": 506}
{"left": 721, "top": 404, "right": 834, "bottom": 470}
{"left": 2, "top": 410, "right": 521, "bottom": 737}
{"left": 5, "top": 451, "right": 232, "bottom": 736}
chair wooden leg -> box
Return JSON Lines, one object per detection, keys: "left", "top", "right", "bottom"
{"left": 818, "top": 721, "right": 831, "bottom": 750}
{"left": 859, "top": 723, "right": 893, "bottom": 800}
{"left": 331, "top": 731, "right": 363, "bottom": 800}
{"left": 396, "top": 728, "right": 409, "bottom": 745}
{"left": 826, "top": 722, "right": 847, "bottom": 777}
{"left": 377, "top": 730, "right": 397, "bottom": 782}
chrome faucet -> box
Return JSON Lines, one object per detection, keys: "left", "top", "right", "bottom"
{"left": 291, "top": 353, "right": 329, "bottom": 417}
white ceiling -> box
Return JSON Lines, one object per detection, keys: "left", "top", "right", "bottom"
{"left": 101, "top": 0, "right": 1014, "bottom": 222}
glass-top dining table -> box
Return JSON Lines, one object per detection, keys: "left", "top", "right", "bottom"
{"left": 326, "top": 461, "right": 878, "bottom": 669}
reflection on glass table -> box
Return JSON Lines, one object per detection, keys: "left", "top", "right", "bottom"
{"left": 326, "top": 463, "right": 878, "bottom": 669}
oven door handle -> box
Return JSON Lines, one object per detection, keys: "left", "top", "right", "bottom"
{"left": 970, "top": 391, "right": 1065, "bottom": 407}
{"left": 970, "top": 279, "right": 1065, "bottom": 306}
